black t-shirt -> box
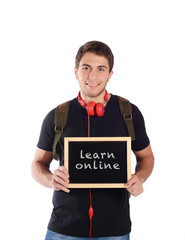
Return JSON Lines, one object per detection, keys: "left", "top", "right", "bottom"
{"left": 37, "top": 94, "right": 150, "bottom": 237}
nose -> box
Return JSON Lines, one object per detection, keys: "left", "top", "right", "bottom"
{"left": 88, "top": 69, "right": 97, "bottom": 80}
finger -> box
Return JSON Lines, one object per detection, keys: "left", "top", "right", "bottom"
{"left": 53, "top": 180, "right": 70, "bottom": 193}
{"left": 127, "top": 187, "right": 133, "bottom": 194}
{"left": 52, "top": 177, "right": 70, "bottom": 193}
{"left": 126, "top": 183, "right": 136, "bottom": 193}
{"left": 52, "top": 174, "right": 69, "bottom": 188}
{"left": 130, "top": 187, "right": 143, "bottom": 197}
{"left": 125, "top": 175, "right": 137, "bottom": 187}
{"left": 54, "top": 169, "right": 69, "bottom": 183}
{"left": 126, "top": 182, "right": 144, "bottom": 197}
{"left": 58, "top": 166, "right": 69, "bottom": 178}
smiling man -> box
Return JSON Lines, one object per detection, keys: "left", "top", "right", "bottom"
{"left": 31, "top": 41, "right": 154, "bottom": 240}
{"left": 75, "top": 51, "right": 113, "bottom": 102}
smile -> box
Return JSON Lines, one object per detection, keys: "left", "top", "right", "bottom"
{"left": 86, "top": 82, "right": 100, "bottom": 87}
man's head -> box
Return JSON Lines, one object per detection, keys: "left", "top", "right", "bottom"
{"left": 75, "top": 41, "right": 114, "bottom": 103}
{"left": 75, "top": 41, "right": 114, "bottom": 73}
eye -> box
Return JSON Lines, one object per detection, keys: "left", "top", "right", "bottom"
{"left": 81, "top": 66, "right": 90, "bottom": 71}
{"left": 98, "top": 67, "right": 105, "bottom": 72}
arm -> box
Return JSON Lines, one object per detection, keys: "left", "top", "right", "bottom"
{"left": 126, "top": 144, "right": 154, "bottom": 196}
{"left": 31, "top": 148, "right": 70, "bottom": 193}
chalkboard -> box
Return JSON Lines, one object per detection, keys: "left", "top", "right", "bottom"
{"left": 64, "top": 137, "right": 131, "bottom": 188}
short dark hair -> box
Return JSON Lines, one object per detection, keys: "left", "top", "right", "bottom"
{"left": 75, "top": 41, "right": 114, "bottom": 72}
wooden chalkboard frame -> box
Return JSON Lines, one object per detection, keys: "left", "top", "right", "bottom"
{"left": 64, "top": 137, "right": 131, "bottom": 188}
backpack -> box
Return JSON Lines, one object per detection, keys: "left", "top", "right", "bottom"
{"left": 53, "top": 96, "right": 135, "bottom": 160}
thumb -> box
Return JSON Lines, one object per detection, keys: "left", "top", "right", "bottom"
{"left": 125, "top": 175, "right": 136, "bottom": 187}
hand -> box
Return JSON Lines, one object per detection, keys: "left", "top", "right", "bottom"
{"left": 125, "top": 174, "right": 144, "bottom": 197}
{"left": 51, "top": 166, "right": 70, "bottom": 193}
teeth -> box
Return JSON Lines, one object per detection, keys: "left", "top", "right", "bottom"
{"left": 86, "top": 82, "right": 99, "bottom": 86}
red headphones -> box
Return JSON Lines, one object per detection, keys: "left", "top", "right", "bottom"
{"left": 78, "top": 90, "right": 108, "bottom": 117}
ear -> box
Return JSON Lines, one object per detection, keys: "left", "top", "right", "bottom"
{"left": 74, "top": 66, "right": 78, "bottom": 79}
{"left": 108, "top": 70, "right": 113, "bottom": 82}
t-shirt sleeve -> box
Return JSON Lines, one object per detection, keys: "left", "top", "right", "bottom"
{"left": 131, "top": 104, "right": 150, "bottom": 151}
{"left": 37, "top": 108, "right": 56, "bottom": 152}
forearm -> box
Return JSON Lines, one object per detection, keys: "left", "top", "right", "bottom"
{"left": 135, "top": 151, "right": 154, "bottom": 183}
{"left": 126, "top": 145, "right": 154, "bottom": 196}
{"left": 31, "top": 161, "right": 53, "bottom": 189}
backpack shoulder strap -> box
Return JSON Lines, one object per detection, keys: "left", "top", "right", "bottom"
{"left": 53, "top": 101, "right": 70, "bottom": 160}
{"left": 117, "top": 96, "right": 135, "bottom": 141}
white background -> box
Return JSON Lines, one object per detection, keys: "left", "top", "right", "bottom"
{"left": 0, "top": 0, "right": 185, "bottom": 239}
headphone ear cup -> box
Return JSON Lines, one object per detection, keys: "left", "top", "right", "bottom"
{"left": 87, "top": 102, "right": 96, "bottom": 116}
{"left": 96, "top": 103, "right": 104, "bottom": 117}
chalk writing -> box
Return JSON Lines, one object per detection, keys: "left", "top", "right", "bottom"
{"left": 75, "top": 161, "right": 120, "bottom": 170}
{"left": 80, "top": 150, "right": 116, "bottom": 160}
{"left": 75, "top": 150, "right": 120, "bottom": 170}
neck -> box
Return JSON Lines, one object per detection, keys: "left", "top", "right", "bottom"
{"left": 80, "top": 90, "right": 110, "bottom": 104}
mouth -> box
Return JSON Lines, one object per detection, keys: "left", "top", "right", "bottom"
{"left": 86, "top": 82, "right": 100, "bottom": 88}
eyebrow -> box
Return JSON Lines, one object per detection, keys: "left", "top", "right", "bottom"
{"left": 81, "top": 64, "right": 107, "bottom": 69}
{"left": 98, "top": 65, "right": 107, "bottom": 69}
{"left": 81, "top": 64, "right": 91, "bottom": 67}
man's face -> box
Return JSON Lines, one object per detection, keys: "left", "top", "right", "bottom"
{"left": 75, "top": 52, "right": 113, "bottom": 102}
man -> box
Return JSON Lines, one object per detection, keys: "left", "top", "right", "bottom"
{"left": 31, "top": 41, "right": 154, "bottom": 240}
